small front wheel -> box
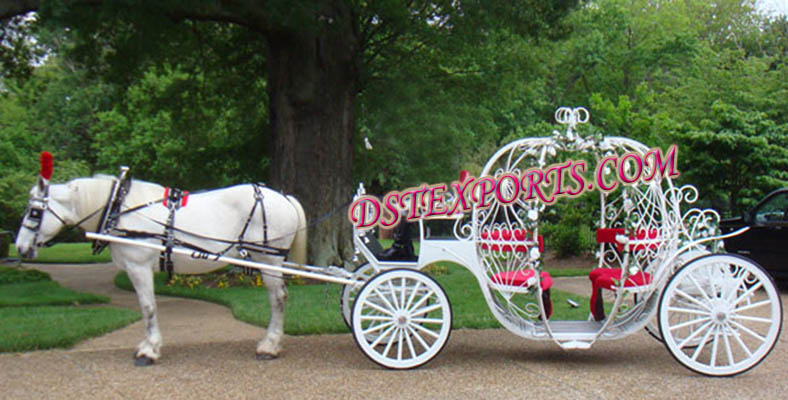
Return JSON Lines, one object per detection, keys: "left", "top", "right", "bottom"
{"left": 351, "top": 268, "right": 452, "bottom": 369}
{"left": 658, "top": 254, "right": 783, "bottom": 376}
{"left": 340, "top": 262, "right": 376, "bottom": 328}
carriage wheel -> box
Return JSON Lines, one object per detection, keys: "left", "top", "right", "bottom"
{"left": 658, "top": 254, "right": 783, "bottom": 376}
{"left": 351, "top": 268, "right": 452, "bottom": 370}
{"left": 340, "top": 262, "right": 375, "bottom": 329}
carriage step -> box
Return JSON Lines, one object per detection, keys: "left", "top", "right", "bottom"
{"left": 558, "top": 341, "right": 592, "bottom": 350}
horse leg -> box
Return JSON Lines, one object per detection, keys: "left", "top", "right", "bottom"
{"left": 256, "top": 270, "right": 288, "bottom": 360}
{"left": 122, "top": 259, "right": 163, "bottom": 366}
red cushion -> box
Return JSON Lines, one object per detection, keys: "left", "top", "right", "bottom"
{"left": 490, "top": 270, "right": 553, "bottom": 291}
{"left": 480, "top": 229, "right": 544, "bottom": 253}
{"left": 589, "top": 268, "right": 652, "bottom": 321}
{"left": 595, "top": 228, "right": 660, "bottom": 251}
{"left": 589, "top": 268, "right": 651, "bottom": 290}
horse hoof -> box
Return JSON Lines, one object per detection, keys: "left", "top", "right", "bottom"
{"left": 255, "top": 353, "right": 277, "bottom": 361}
{"left": 134, "top": 355, "right": 155, "bottom": 367}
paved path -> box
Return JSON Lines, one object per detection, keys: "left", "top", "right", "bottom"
{"left": 1, "top": 264, "right": 786, "bottom": 399}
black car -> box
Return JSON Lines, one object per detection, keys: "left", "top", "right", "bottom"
{"left": 720, "top": 188, "right": 788, "bottom": 282}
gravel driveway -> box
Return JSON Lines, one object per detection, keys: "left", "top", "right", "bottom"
{"left": 1, "top": 264, "right": 785, "bottom": 399}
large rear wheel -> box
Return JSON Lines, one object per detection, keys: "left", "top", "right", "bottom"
{"left": 658, "top": 254, "right": 782, "bottom": 376}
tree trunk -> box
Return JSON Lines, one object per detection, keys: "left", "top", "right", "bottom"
{"left": 266, "top": 21, "right": 358, "bottom": 267}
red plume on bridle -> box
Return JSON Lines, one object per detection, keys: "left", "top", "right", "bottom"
{"left": 40, "top": 151, "right": 53, "bottom": 180}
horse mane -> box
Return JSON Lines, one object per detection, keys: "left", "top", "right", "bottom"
{"left": 70, "top": 175, "right": 165, "bottom": 232}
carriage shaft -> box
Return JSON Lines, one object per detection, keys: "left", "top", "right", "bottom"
{"left": 85, "top": 232, "right": 359, "bottom": 286}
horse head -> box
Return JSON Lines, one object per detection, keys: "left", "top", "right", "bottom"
{"left": 15, "top": 152, "right": 79, "bottom": 259}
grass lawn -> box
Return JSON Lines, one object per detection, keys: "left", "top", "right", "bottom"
{"left": 0, "top": 306, "right": 140, "bottom": 352}
{"left": 0, "top": 281, "right": 109, "bottom": 307}
{"left": 0, "top": 265, "right": 140, "bottom": 353}
{"left": 10, "top": 242, "right": 112, "bottom": 264}
{"left": 115, "top": 263, "right": 595, "bottom": 335}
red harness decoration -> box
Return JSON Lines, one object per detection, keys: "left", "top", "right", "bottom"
{"left": 163, "top": 187, "right": 189, "bottom": 207}
{"left": 40, "top": 151, "right": 54, "bottom": 180}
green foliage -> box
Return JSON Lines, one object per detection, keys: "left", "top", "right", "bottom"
{"left": 93, "top": 64, "right": 268, "bottom": 188}
{"left": 0, "top": 0, "right": 786, "bottom": 229}
{"left": 541, "top": 196, "right": 597, "bottom": 259}
{"left": 676, "top": 101, "right": 788, "bottom": 213}
{"left": 0, "top": 265, "right": 51, "bottom": 284}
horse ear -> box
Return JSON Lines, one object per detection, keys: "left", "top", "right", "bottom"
{"left": 37, "top": 176, "right": 48, "bottom": 193}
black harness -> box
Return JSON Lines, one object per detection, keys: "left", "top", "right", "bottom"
{"left": 158, "top": 187, "right": 187, "bottom": 278}
{"left": 92, "top": 167, "right": 131, "bottom": 255}
{"left": 96, "top": 177, "right": 290, "bottom": 281}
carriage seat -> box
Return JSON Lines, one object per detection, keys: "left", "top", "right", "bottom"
{"left": 595, "top": 228, "right": 660, "bottom": 252}
{"left": 589, "top": 228, "right": 658, "bottom": 321}
{"left": 482, "top": 229, "right": 552, "bottom": 318}
{"left": 480, "top": 229, "right": 544, "bottom": 253}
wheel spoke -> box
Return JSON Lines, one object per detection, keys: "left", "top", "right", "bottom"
{"left": 411, "top": 317, "right": 445, "bottom": 324}
{"left": 667, "top": 306, "right": 710, "bottom": 317}
{"left": 730, "top": 324, "right": 754, "bottom": 358}
{"left": 732, "top": 281, "right": 763, "bottom": 308}
{"left": 363, "top": 321, "right": 393, "bottom": 335}
{"left": 363, "top": 298, "right": 395, "bottom": 316}
{"left": 724, "top": 267, "right": 747, "bottom": 303}
{"left": 690, "top": 323, "right": 715, "bottom": 361}
{"left": 361, "top": 315, "right": 393, "bottom": 322}
{"left": 731, "top": 315, "right": 774, "bottom": 324}
{"left": 733, "top": 299, "right": 772, "bottom": 313}
{"left": 729, "top": 320, "right": 767, "bottom": 343}
{"left": 709, "top": 326, "right": 720, "bottom": 367}
{"left": 371, "top": 324, "right": 397, "bottom": 348}
{"left": 387, "top": 280, "right": 400, "bottom": 310}
{"left": 404, "top": 281, "right": 422, "bottom": 311}
{"left": 400, "top": 277, "right": 407, "bottom": 311}
{"left": 677, "top": 320, "right": 713, "bottom": 349}
{"left": 674, "top": 288, "right": 712, "bottom": 312}
{"left": 669, "top": 316, "right": 711, "bottom": 332}
{"left": 381, "top": 327, "right": 398, "bottom": 357}
{"left": 407, "top": 325, "right": 430, "bottom": 352}
{"left": 688, "top": 273, "right": 714, "bottom": 304}
{"left": 403, "top": 324, "right": 417, "bottom": 359}
{"left": 372, "top": 287, "right": 398, "bottom": 314}
{"left": 396, "top": 328, "right": 404, "bottom": 361}
{"left": 408, "top": 289, "right": 435, "bottom": 313}
{"left": 722, "top": 326, "right": 735, "bottom": 367}
{"left": 411, "top": 321, "right": 440, "bottom": 339}
{"left": 410, "top": 302, "right": 443, "bottom": 316}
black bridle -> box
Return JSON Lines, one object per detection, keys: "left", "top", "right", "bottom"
{"left": 21, "top": 184, "right": 102, "bottom": 249}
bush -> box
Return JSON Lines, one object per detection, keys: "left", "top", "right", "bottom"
{"left": 0, "top": 266, "right": 51, "bottom": 285}
{"left": 545, "top": 223, "right": 595, "bottom": 259}
{"left": 541, "top": 196, "right": 597, "bottom": 258}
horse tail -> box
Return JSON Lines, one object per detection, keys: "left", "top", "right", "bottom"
{"left": 286, "top": 195, "right": 308, "bottom": 265}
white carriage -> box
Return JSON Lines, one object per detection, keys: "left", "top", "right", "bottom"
{"left": 67, "top": 106, "right": 782, "bottom": 375}
{"left": 344, "top": 107, "right": 783, "bottom": 375}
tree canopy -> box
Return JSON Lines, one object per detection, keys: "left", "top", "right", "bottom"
{"left": 1, "top": 0, "right": 786, "bottom": 259}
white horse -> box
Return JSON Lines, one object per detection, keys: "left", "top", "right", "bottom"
{"left": 15, "top": 172, "right": 307, "bottom": 365}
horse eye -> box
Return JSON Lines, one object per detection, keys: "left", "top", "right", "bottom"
{"left": 29, "top": 208, "right": 43, "bottom": 219}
